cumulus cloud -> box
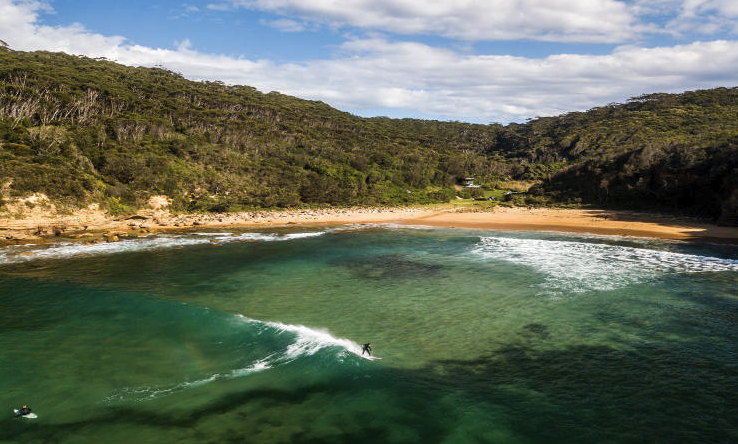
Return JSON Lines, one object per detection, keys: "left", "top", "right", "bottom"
{"left": 636, "top": 0, "right": 738, "bottom": 35}
{"left": 208, "top": 0, "right": 642, "bottom": 43}
{"left": 258, "top": 37, "right": 738, "bottom": 122}
{"left": 2, "top": 0, "right": 738, "bottom": 123}
{"left": 0, "top": 0, "right": 126, "bottom": 54}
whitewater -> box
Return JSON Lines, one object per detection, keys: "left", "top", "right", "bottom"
{"left": 1, "top": 226, "right": 736, "bottom": 443}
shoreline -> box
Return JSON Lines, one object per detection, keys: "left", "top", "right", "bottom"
{"left": 1, "top": 206, "right": 737, "bottom": 247}
{"left": 402, "top": 207, "right": 738, "bottom": 244}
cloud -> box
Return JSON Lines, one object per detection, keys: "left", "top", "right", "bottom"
{"left": 209, "top": 0, "right": 642, "bottom": 43}
{"left": 257, "top": 37, "right": 738, "bottom": 122}
{"left": 206, "top": 2, "right": 235, "bottom": 11}
{"left": 170, "top": 3, "right": 201, "bottom": 19}
{"left": 637, "top": 0, "right": 738, "bottom": 36}
{"left": 2, "top": 0, "right": 738, "bottom": 123}
{"left": 261, "top": 18, "right": 309, "bottom": 32}
{"left": 682, "top": 0, "right": 738, "bottom": 17}
{"left": 0, "top": 0, "right": 126, "bottom": 53}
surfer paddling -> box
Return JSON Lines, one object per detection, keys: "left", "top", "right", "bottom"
{"left": 362, "top": 342, "right": 372, "bottom": 356}
{"left": 14, "top": 405, "right": 32, "bottom": 417}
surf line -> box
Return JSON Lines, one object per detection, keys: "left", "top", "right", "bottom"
{"left": 235, "top": 314, "right": 376, "bottom": 360}
{"left": 105, "top": 315, "right": 377, "bottom": 403}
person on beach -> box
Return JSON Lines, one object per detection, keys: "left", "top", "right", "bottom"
{"left": 362, "top": 342, "right": 372, "bottom": 356}
{"left": 15, "top": 405, "right": 31, "bottom": 417}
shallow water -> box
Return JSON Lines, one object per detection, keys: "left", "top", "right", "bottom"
{"left": 1, "top": 226, "right": 737, "bottom": 443}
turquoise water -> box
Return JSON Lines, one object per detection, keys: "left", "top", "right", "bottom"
{"left": 1, "top": 225, "right": 737, "bottom": 443}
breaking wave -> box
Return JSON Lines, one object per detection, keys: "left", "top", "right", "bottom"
{"left": 104, "top": 315, "right": 369, "bottom": 403}
{"left": 471, "top": 236, "right": 738, "bottom": 296}
{"left": 0, "top": 230, "right": 328, "bottom": 265}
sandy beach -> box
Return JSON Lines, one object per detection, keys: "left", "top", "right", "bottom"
{"left": 403, "top": 207, "right": 738, "bottom": 242}
{"left": 2, "top": 202, "right": 737, "bottom": 246}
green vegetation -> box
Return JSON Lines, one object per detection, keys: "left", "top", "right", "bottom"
{"left": 512, "top": 91, "right": 738, "bottom": 225}
{"left": 1, "top": 49, "right": 737, "bottom": 225}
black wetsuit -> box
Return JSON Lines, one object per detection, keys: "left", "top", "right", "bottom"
{"left": 362, "top": 343, "right": 372, "bottom": 356}
{"left": 16, "top": 407, "right": 31, "bottom": 417}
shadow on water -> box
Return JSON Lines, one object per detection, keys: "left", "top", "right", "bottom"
{"left": 431, "top": 342, "right": 737, "bottom": 443}
{"left": 340, "top": 253, "right": 445, "bottom": 281}
{"left": 521, "top": 323, "right": 550, "bottom": 339}
{"left": 0, "top": 283, "right": 69, "bottom": 333}
{"left": 0, "top": 229, "right": 468, "bottom": 299}
{"left": 3, "top": 279, "right": 738, "bottom": 443}
{"left": 5, "top": 328, "right": 736, "bottom": 444}
{"left": 0, "top": 376, "right": 449, "bottom": 444}
{"left": 2, "top": 233, "right": 737, "bottom": 443}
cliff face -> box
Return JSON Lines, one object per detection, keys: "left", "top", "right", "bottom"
{"left": 1, "top": 48, "right": 737, "bottom": 224}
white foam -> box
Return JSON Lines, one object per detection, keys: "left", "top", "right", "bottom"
{"left": 104, "top": 372, "right": 227, "bottom": 403}
{"left": 105, "top": 315, "right": 369, "bottom": 403}
{"left": 281, "top": 231, "right": 327, "bottom": 240}
{"left": 230, "top": 359, "right": 272, "bottom": 377}
{"left": 471, "top": 236, "right": 738, "bottom": 296}
{"left": 0, "top": 236, "right": 205, "bottom": 265}
{"left": 192, "top": 232, "right": 235, "bottom": 236}
{"left": 0, "top": 230, "right": 329, "bottom": 265}
{"left": 237, "top": 315, "right": 367, "bottom": 361}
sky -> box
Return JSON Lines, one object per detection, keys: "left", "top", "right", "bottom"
{"left": 2, "top": 0, "right": 738, "bottom": 123}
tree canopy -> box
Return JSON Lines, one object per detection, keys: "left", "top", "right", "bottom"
{"left": 1, "top": 50, "right": 737, "bottom": 225}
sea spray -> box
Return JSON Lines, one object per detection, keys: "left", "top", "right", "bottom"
{"left": 238, "top": 315, "right": 368, "bottom": 359}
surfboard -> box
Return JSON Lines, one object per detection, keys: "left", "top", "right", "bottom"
{"left": 13, "top": 409, "right": 37, "bottom": 419}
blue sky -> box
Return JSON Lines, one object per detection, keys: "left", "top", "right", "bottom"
{"left": 37, "top": 0, "right": 342, "bottom": 62}
{"left": 3, "top": 0, "right": 738, "bottom": 123}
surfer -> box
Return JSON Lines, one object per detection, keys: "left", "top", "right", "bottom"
{"left": 15, "top": 405, "right": 31, "bottom": 417}
{"left": 362, "top": 342, "right": 372, "bottom": 356}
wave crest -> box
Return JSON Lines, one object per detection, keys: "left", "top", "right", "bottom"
{"left": 105, "top": 315, "right": 368, "bottom": 403}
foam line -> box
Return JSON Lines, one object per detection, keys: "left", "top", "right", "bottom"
{"left": 472, "top": 236, "right": 738, "bottom": 296}
{"left": 0, "top": 230, "right": 328, "bottom": 265}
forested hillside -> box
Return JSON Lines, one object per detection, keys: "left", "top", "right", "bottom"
{"left": 1, "top": 49, "right": 737, "bottom": 224}
{"left": 510, "top": 90, "right": 738, "bottom": 225}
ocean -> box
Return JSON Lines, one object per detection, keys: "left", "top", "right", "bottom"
{"left": 1, "top": 225, "right": 737, "bottom": 443}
